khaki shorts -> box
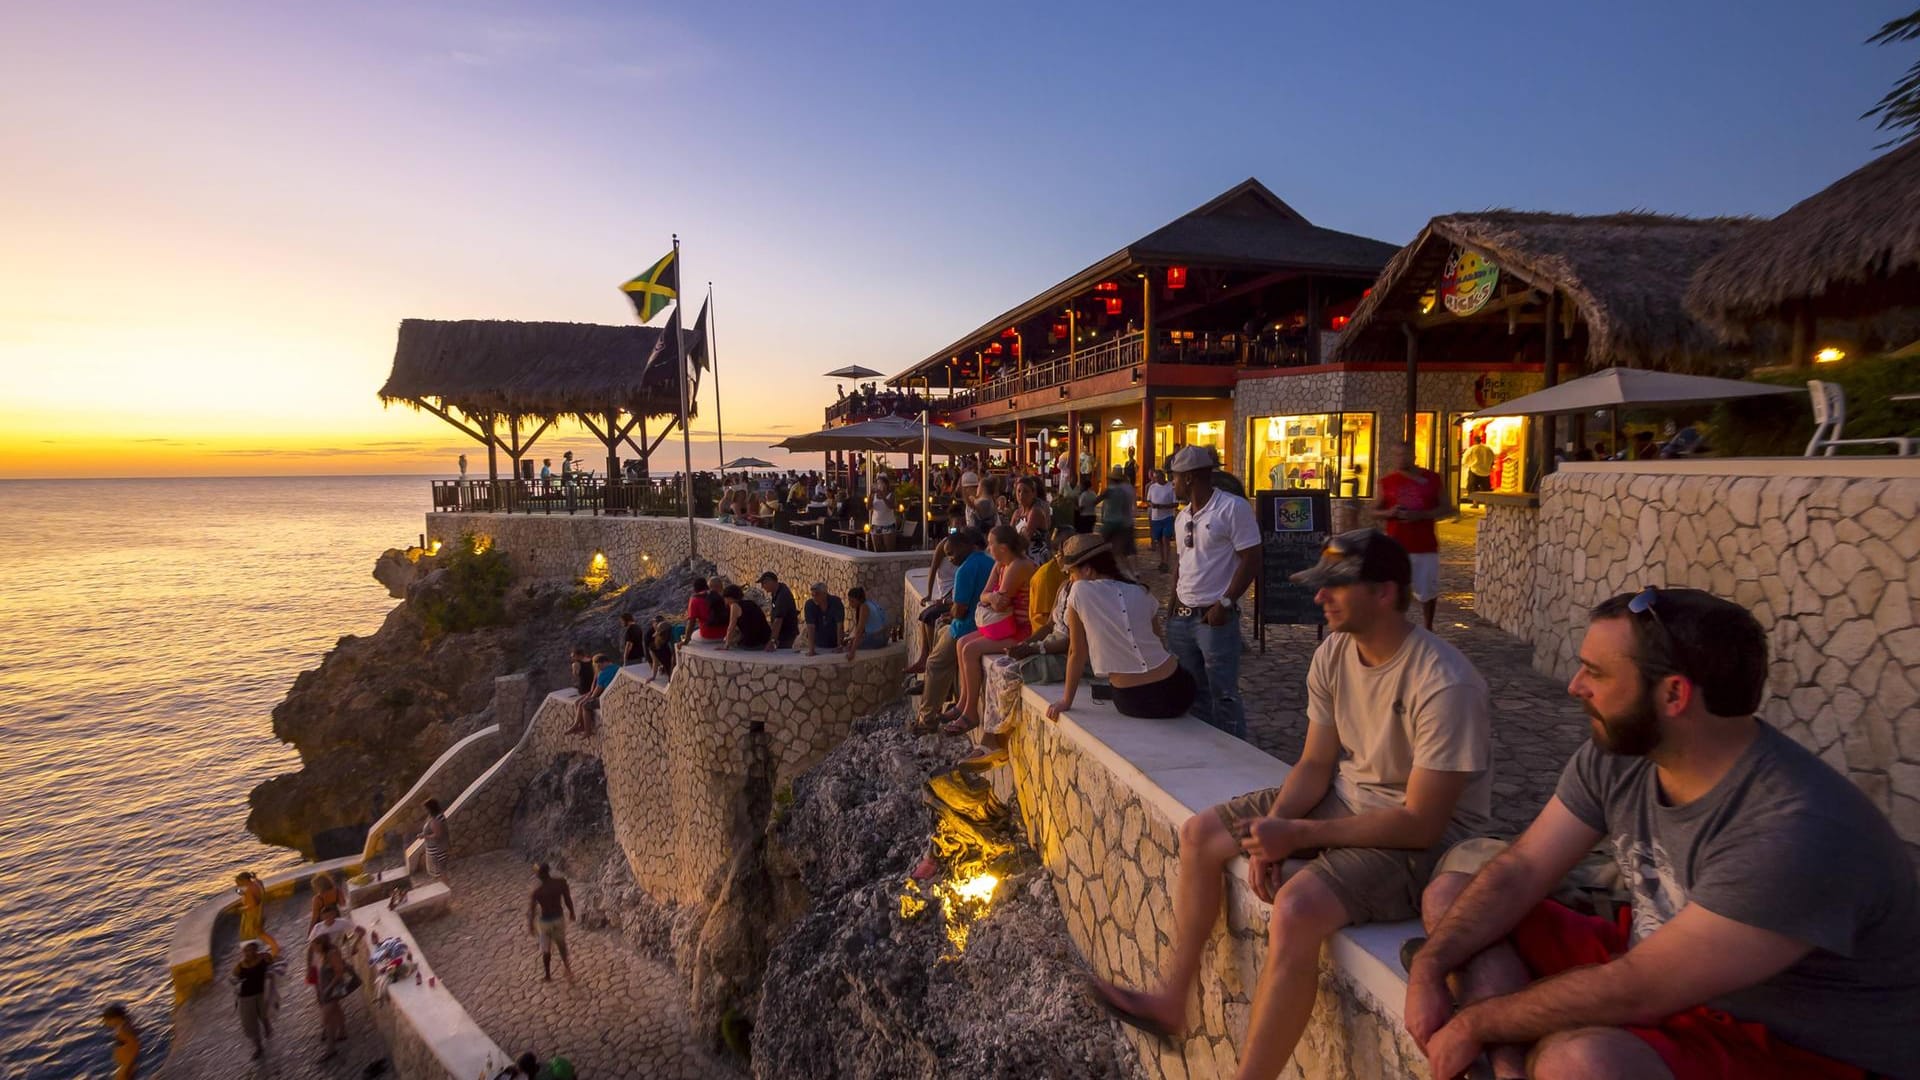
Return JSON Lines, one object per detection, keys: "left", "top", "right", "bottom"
{"left": 1212, "top": 788, "right": 1453, "bottom": 925}
{"left": 536, "top": 915, "right": 566, "bottom": 945}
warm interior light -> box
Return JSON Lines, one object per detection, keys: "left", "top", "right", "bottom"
{"left": 1815, "top": 347, "right": 1845, "bottom": 364}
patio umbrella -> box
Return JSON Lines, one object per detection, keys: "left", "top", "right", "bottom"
{"left": 1466, "top": 366, "right": 1802, "bottom": 418}
{"left": 774, "top": 416, "right": 1009, "bottom": 454}
{"left": 823, "top": 365, "right": 885, "bottom": 379}
{"left": 720, "top": 457, "right": 777, "bottom": 469}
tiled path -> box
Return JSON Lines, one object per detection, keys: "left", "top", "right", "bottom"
{"left": 1136, "top": 510, "right": 1590, "bottom": 838}
{"left": 408, "top": 850, "right": 734, "bottom": 1079}
{"left": 162, "top": 895, "right": 387, "bottom": 1079}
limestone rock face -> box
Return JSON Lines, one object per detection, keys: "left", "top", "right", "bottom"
{"left": 373, "top": 545, "right": 441, "bottom": 599}
{"left": 753, "top": 711, "right": 1146, "bottom": 1080}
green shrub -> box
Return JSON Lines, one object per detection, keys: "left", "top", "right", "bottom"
{"left": 1712, "top": 353, "right": 1920, "bottom": 457}
{"left": 417, "top": 532, "right": 515, "bottom": 636}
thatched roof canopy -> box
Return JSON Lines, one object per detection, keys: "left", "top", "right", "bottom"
{"left": 379, "top": 318, "right": 686, "bottom": 421}
{"left": 1337, "top": 212, "right": 1757, "bottom": 371}
{"left": 1687, "top": 140, "right": 1920, "bottom": 333}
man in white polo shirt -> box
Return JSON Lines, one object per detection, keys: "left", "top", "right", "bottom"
{"left": 1166, "top": 445, "right": 1261, "bottom": 738}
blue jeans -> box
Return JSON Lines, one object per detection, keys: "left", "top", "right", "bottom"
{"left": 1166, "top": 610, "right": 1245, "bottom": 740}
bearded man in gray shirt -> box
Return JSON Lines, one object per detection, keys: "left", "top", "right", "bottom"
{"left": 1406, "top": 587, "right": 1920, "bottom": 1080}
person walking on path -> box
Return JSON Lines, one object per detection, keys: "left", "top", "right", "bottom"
{"left": 1165, "top": 445, "right": 1261, "bottom": 739}
{"left": 232, "top": 940, "right": 277, "bottom": 1060}
{"left": 234, "top": 871, "right": 280, "bottom": 958}
{"left": 1094, "top": 529, "right": 1492, "bottom": 1078}
{"left": 1145, "top": 469, "right": 1177, "bottom": 572}
{"left": 308, "top": 872, "right": 344, "bottom": 931}
{"left": 1372, "top": 436, "right": 1448, "bottom": 630}
{"left": 100, "top": 1004, "right": 140, "bottom": 1079}
{"left": 527, "top": 863, "right": 577, "bottom": 983}
{"left": 306, "top": 936, "right": 351, "bottom": 1059}
{"left": 1099, "top": 467, "right": 1138, "bottom": 577}
{"left": 419, "top": 799, "right": 452, "bottom": 895}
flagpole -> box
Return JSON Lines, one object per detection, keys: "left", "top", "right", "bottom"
{"left": 708, "top": 281, "right": 724, "bottom": 474}
{"left": 675, "top": 235, "right": 697, "bottom": 557}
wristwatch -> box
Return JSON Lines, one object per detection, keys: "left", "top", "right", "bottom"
{"left": 1213, "top": 598, "right": 1238, "bottom": 615}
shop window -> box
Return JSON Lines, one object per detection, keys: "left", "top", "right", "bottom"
{"left": 1107, "top": 427, "right": 1139, "bottom": 479}
{"left": 1247, "top": 413, "right": 1375, "bottom": 498}
{"left": 1453, "top": 414, "right": 1530, "bottom": 496}
{"left": 1413, "top": 412, "right": 1437, "bottom": 471}
{"left": 1153, "top": 424, "right": 1176, "bottom": 471}
{"left": 1184, "top": 420, "right": 1226, "bottom": 460}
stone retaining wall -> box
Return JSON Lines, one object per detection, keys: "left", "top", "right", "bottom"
{"left": 350, "top": 901, "right": 506, "bottom": 1079}
{"left": 440, "top": 642, "right": 906, "bottom": 906}
{"left": 425, "top": 514, "right": 926, "bottom": 628}
{"left": 1476, "top": 460, "right": 1920, "bottom": 857}
{"left": 363, "top": 723, "right": 501, "bottom": 864}
{"left": 1001, "top": 685, "right": 1427, "bottom": 1080}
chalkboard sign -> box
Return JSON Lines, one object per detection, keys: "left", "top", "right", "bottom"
{"left": 1256, "top": 490, "right": 1331, "bottom": 632}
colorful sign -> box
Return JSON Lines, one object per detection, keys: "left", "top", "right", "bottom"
{"left": 1439, "top": 247, "right": 1499, "bottom": 316}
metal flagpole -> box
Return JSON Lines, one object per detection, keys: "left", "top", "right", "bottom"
{"left": 675, "top": 235, "right": 697, "bottom": 557}
{"left": 707, "top": 281, "right": 724, "bottom": 474}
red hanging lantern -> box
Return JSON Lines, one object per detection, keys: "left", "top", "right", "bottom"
{"left": 1166, "top": 266, "right": 1187, "bottom": 289}
{"left": 1104, "top": 297, "right": 1123, "bottom": 315}
{"left": 1051, "top": 321, "right": 1069, "bottom": 339}
{"left": 1012, "top": 342, "right": 1021, "bottom": 358}
{"left": 986, "top": 342, "right": 1003, "bottom": 355}
{"left": 1000, "top": 327, "right": 1018, "bottom": 339}
{"left": 1094, "top": 281, "right": 1119, "bottom": 293}
{"left": 1331, "top": 315, "right": 1350, "bottom": 330}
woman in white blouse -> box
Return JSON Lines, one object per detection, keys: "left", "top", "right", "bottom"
{"left": 1045, "top": 534, "right": 1197, "bottom": 720}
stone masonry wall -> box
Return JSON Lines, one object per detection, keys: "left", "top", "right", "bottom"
{"left": 363, "top": 722, "right": 502, "bottom": 863}
{"left": 1005, "top": 702, "right": 1426, "bottom": 1080}
{"left": 426, "top": 514, "right": 926, "bottom": 630}
{"left": 440, "top": 643, "right": 906, "bottom": 906}
{"left": 1477, "top": 463, "right": 1920, "bottom": 859}
{"left": 1473, "top": 503, "right": 1539, "bottom": 639}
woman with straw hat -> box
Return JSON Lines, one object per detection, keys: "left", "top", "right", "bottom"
{"left": 1046, "top": 534, "right": 1196, "bottom": 720}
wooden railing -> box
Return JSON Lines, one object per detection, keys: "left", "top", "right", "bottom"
{"left": 430, "top": 478, "right": 693, "bottom": 517}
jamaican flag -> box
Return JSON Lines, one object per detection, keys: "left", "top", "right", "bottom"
{"left": 620, "top": 249, "right": 678, "bottom": 323}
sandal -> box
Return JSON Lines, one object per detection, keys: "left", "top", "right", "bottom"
{"left": 940, "top": 714, "right": 978, "bottom": 736}
{"left": 1087, "top": 980, "right": 1177, "bottom": 1040}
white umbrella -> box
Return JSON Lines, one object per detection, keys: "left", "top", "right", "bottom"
{"left": 1467, "top": 366, "right": 1803, "bottom": 418}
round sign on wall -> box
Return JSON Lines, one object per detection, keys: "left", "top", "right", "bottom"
{"left": 1440, "top": 248, "right": 1499, "bottom": 316}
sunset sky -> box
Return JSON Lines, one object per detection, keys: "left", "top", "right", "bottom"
{"left": 1, "top": 0, "right": 1908, "bottom": 478}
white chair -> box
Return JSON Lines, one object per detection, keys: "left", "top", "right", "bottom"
{"left": 1805, "top": 380, "right": 1917, "bottom": 457}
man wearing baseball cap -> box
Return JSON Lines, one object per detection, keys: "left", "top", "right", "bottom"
{"left": 1164, "top": 444, "right": 1262, "bottom": 738}
{"left": 1095, "top": 528, "right": 1492, "bottom": 1080}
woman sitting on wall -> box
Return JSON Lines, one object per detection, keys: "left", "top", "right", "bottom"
{"left": 844, "top": 585, "right": 889, "bottom": 661}
{"left": 721, "top": 583, "right": 772, "bottom": 650}
{"left": 1009, "top": 475, "right": 1053, "bottom": 563}
{"left": 936, "top": 525, "right": 1036, "bottom": 734}
{"left": 1045, "top": 534, "right": 1196, "bottom": 720}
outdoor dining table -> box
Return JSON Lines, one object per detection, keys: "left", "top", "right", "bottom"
{"left": 788, "top": 517, "right": 828, "bottom": 541}
{"left": 831, "top": 527, "right": 871, "bottom": 551}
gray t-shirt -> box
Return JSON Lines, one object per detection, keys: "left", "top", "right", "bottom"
{"left": 1555, "top": 723, "right": 1920, "bottom": 1076}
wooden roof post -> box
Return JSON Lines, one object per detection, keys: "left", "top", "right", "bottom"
{"left": 1542, "top": 290, "right": 1558, "bottom": 478}
{"left": 1401, "top": 323, "right": 1419, "bottom": 447}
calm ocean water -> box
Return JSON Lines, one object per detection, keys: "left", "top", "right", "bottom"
{"left": 0, "top": 476, "right": 432, "bottom": 1075}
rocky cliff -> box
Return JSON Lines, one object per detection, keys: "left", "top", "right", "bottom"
{"left": 246, "top": 549, "right": 704, "bottom": 857}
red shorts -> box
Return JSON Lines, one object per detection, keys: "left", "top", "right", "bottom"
{"left": 1510, "top": 901, "right": 1869, "bottom": 1080}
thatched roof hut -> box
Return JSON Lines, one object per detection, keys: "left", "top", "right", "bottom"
{"left": 1337, "top": 212, "right": 1758, "bottom": 372}
{"left": 1686, "top": 140, "right": 1920, "bottom": 348}
{"left": 379, "top": 318, "right": 685, "bottom": 421}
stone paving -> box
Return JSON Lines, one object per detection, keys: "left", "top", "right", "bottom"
{"left": 162, "top": 895, "right": 387, "bottom": 1079}
{"left": 1137, "top": 510, "right": 1590, "bottom": 838}
{"left": 407, "top": 849, "right": 735, "bottom": 1079}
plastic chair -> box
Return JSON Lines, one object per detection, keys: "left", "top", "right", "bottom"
{"left": 1805, "top": 380, "right": 1917, "bottom": 457}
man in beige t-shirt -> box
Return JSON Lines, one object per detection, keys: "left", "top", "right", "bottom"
{"left": 1093, "top": 529, "right": 1492, "bottom": 1080}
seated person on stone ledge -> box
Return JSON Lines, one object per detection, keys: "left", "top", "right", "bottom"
{"left": 933, "top": 525, "right": 1036, "bottom": 735}
{"left": 567, "top": 653, "right": 616, "bottom": 736}
{"left": 646, "top": 615, "right": 675, "bottom": 682}
{"left": 1000, "top": 524, "right": 1080, "bottom": 683}
{"left": 1405, "top": 587, "right": 1920, "bottom": 1080}
{"left": 914, "top": 528, "right": 992, "bottom": 733}
{"left": 1093, "top": 528, "right": 1493, "bottom": 1080}
{"left": 687, "top": 577, "right": 728, "bottom": 643}
{"left": 720, "top": 584, "right": 772, "bottom": 650}
{"left": 843, "top": 586, "right": 888, "bottom": 662}
{"left": 905, "top": 503, "right": 971, "bottom": 676}
{"left": 569, "top": 645, "right": 594, "bottom": 697}
{"left": 1044, "top": 534, "right": 1195, "bottom": 720}
{"left": 801, "top": 582, "right": 845, "bottom": 656}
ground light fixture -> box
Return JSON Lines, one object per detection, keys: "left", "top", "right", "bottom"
{"left": 1816, "top": 347, "right": 1846, "bottom": 364}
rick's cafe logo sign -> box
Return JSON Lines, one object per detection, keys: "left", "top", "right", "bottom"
{"left": 1440, "top": 247, "right": 1498, "bottom": 316}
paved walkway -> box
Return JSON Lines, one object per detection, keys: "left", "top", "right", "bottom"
{"left": 1137, "top": 510, "right": 1590, "bottom": 838}
{"left": 408, "top": 850, "right": 733, "bottom": 1079}
{"left": 162, "top": 894, "right": 387, "bottom": 1079}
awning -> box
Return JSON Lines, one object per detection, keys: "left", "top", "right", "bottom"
{"left": 822, "top": 365, "right": 886, "bottom": 379}
{"left": 775, "top": 416, "right": 1010, "bottom": 454}
{"left": 1467, "top": 366, "right": 1803, "bottom": 418}
{"left": 720, "top": 457, "right": 777, "bottom": 469}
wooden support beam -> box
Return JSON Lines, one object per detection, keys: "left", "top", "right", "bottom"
{"left": 646, "top": 414, "right": 679, "bottom": 457}
{"left": 1410, "top": 289, "right": 1544, "bottom": 331}
{"left": 411, "top": 397, "right": 490, "bottom": 445}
